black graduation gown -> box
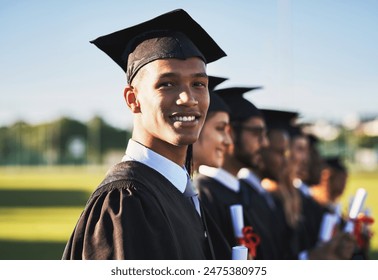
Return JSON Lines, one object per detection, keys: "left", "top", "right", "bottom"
{"left": 62, "top": 161, "right": 230, "bottom": 260}
{"left": 297, "top": 192, "right": 328, "bottom": 252}
{"left": 239, "top": 179, "right": 290, "bottom": 259}
{"left": 196, "top": 174, "right": 278, "bottom": 260}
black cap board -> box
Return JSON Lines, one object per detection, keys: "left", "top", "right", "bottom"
{"left": 214, "top": 87, "right": 263, "bottom": 122}
{"left": 208, "top": 92, "right": 231, "bottom": 114}
{"left": 91, "top": 9, "right": 226, "bottom": 84}
{"left": 208, "top": 76, "right": 228, "bottom": 91}
{"left": 261, "top": 109, "right": 299, "bottom": 131}
{"left": 207, "top": 76, "right": 230, "bottom": 114}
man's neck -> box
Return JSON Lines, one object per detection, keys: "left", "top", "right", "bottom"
{"left": 222, "top": 155, "right": 244, "bottom": 177}
{"left": 309, "top": 185, "right": 330, "bottom": 206}
{"left": 131, "top": 135, "right": 187, "bottom": 167}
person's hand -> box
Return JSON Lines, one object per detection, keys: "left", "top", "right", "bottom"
{"left": 308, "top": 232, "right": 356, "bottom": 260}
{"left": 334, "top": 232, "right": 356, "bottom": 259}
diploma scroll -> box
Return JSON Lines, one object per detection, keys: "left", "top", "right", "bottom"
{"left": 344, "top": 188, "right": 367, "bottom": 233}
{"left": 232, "top": 246, "right": 248, "bottom": 260}
{"left": 229, "top": 204, "right": 260, "bottom": 259}
{"left": 318, "top": 213, "right": 338, "bottom": 243}
{"left": 230, "top": 204, "right": 244, "bottom": 239}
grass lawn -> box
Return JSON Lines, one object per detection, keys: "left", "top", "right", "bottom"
{"left": 0, "top": 165, "right": 377, "bottom": 259}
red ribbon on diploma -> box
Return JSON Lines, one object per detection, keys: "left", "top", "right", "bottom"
{"left": 236, "top": 226, "right": 261, "bottom": 259}
{"left": 353, "top": 214, "right": 374, "bottom": 249}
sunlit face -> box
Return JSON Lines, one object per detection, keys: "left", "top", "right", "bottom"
{"left": 193, "top": 111, "right": 231, "bottom": 168}
{"left": 233, "top": 117, "right": 268, "bottom": 169}
{"left": 129, "top": 58, "right": 209, "bottom": 151}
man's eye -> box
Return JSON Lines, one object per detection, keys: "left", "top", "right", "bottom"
{"left": 193, "top": 81, "right": 207, "bottom": 88}
{"left": 159, "top": 82, "right": 174, "bottom": 88}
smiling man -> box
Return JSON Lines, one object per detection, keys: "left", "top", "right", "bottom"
{"left": 62, "top": 9, "right": 228, "bottom": 260}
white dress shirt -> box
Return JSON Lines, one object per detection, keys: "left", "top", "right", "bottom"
{"left": 198, "top": 165, "right": 240, "bottom": 193}
{"left": 237, "top": 167, "right": 276, "bottom": 210}
{"left": 122, "top": 139, "right": 200, "bottom": 215}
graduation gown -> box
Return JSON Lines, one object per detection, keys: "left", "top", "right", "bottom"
{"left": 62, "top": 161, "right": 229, "bottom": 260}
{"left": 196, "top": 174, "right": 279, "bottom": 260}
{"left": 239, "top": 179, "right": 293, "bottom": 259}
{"left": 297, "top": 191, "right": 328, "bottom": 252}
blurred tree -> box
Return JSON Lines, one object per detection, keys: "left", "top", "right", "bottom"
{"left": 0, "top": 116, "right": 131, "bottom": 166}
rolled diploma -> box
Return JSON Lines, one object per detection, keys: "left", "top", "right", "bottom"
{"left": 229, "top": 204, "right": 244, "bottom": 239}
{"left": 318, "top": 213, "right": 338, "bottom": 242}
{"left": 232, "top": 245, "right": 248, "bottom": 260}
{"left": 344, "top": 188, "right": 367, "bottom": 233}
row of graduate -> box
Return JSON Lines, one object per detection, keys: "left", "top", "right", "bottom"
{"left": 61, "top": 8, "right": 373, "bottom": 260}
{"left": 193, "top": 77, "right": 372, "bottom": 260}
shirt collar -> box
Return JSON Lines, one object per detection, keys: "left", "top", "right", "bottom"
{"left": 293, "top": 178, "right": 311, "bottom": 197}
{"left": 122, "top": 139, "right": 188, "bottom": 193}
{"left": 237, "top": 168, "right": 265, "bottom": 194}
{"left": 198, "top": 165, "right": 240, "bottom": 192}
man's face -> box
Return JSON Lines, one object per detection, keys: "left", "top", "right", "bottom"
{"left": 289, "top": 136, "right": 310, "bottom": 180}
{"left": 233, "top": 117, "right": 268, "bottom": 169}
{"left": 260, "top": 130, "right": 289, "bottom": 181}
{"left": 130, "top": 57, "right": 209, "bottom": 150}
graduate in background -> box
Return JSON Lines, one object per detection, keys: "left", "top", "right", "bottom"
{"left": 257, "top": 109, "right": 303, "bottom": 259}
{"left": 192, "top": 76, "right": 237, "bottom": 257}
{"left": 258, "top": 110, "right": 355, "bottom": 259}
{"left": 310, "top": 156, "right": 347, "bottom": 210}
{"left": 197, "top": 87, "right": 285, "bottom": 259}
{"left": 193, "top": 76, "right": 231, "bottom": 173}
{"left": 310, "top": 156, "right": 370, "bottom": 259}
{"left": 62, "top": 9, "right": 230, "bottom": 260}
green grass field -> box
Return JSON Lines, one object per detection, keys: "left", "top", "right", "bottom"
{"left": 0, "top": 166, "right": 377, "bottom": 259}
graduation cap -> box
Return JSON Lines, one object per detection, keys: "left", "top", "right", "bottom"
{"left": 288, "top": 125, "right": 304, "bottom": 138}
{"left": 324, "top": 156, "right": 347, "bottom": 173}
{"left": 214, "top": 87, "right": 263, "bottom": 122}
{"left": 260, "top": 109, "right": 299, "bottom": 132}
{"left": 208, "top": 75, "right": 228, "bottom": 91}
{"left": 207, "top": 76, "right": 230, "bottom": 114}
{"left": 91, "top": 9, "right": 227, "bottom": 84}
{"left": 208, "top": 92, "right": 230, "bottom": 114}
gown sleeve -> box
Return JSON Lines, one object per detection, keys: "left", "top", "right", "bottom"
{"left": 62, "top": 180, "right": 179, "bottom": 260}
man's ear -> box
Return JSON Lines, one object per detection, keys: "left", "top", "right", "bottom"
{"left": 124, "top": 85, "right": 141, "bottom": 113}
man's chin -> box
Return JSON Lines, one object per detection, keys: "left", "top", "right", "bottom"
{"left": 169, "top": 136, "right": 199, "bottom": 147}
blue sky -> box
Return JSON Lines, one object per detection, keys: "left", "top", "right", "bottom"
{"left": 1, "top": 0, "right": 377, "bottom": 129}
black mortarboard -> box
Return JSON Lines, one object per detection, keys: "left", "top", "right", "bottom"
{"left": 307, "top": 133, "right": 320, "bottom": 146}
{"left": 91, "top": 9, "right": 226, "bottom": 84}
{"left": 214, "top": 87, "right": 263, "bottom": 122}
{"left": 324, "top": 156, "right": 347, "bottom": 172}
{"left": 207, "top": 76, "right": 230, "bottom": 114}
{"left": 208, "top": 92, "right": 230, "bottom": 114}
{"left": 208, "top": 76, "right": 228, "bottom": 91}
{"left": 260, "top": 109, "right": 299, "bottom": 131}
{"left": 288, "top": 125, "right": 304, "bottom": 138}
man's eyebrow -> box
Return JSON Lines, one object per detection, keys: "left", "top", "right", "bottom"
{"left": 192, "top": 72, "right": 208, "bottom": 79}
{"left": 157, "top": 72, "right": 208, "bottom": 79}
{"left": 158, "top": 72, "right": 177, "bottom": 79}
